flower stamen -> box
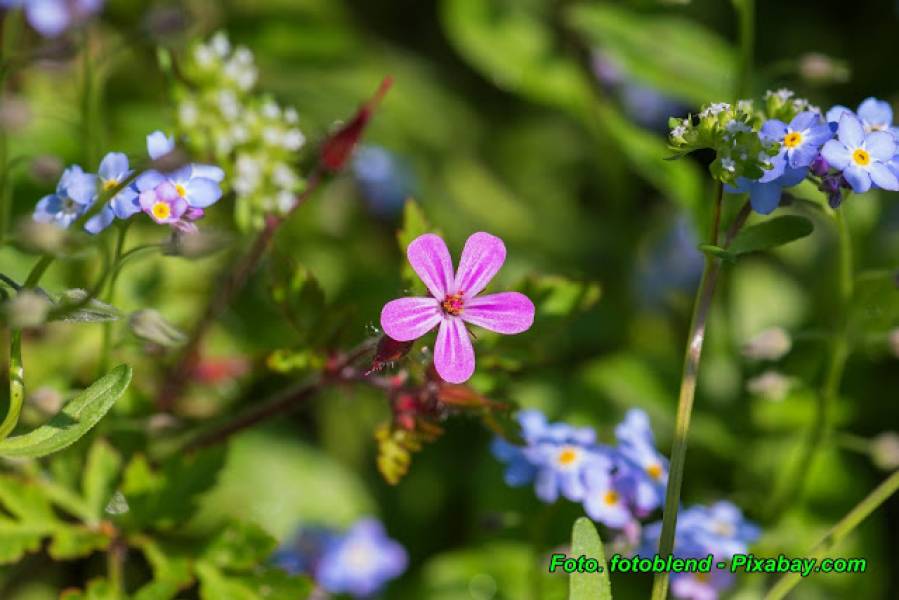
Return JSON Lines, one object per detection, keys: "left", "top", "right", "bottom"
{"left": 783, "top": 131, "right": 803, "bottom": 148}
{"left": 852, "top": 148, "right": 871, "bottom": 166}
{"left": 441, "top": 292, "right": 464, "bottom": 316}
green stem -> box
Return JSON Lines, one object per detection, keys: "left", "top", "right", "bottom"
{"left": 650, "top": 185, "right": 726, "bottom": 600}
{"left": 0, "top": 9, "right": 23, "bottom": 245}
{"left": 766, "top": 207, "right": 853, "bottom": 518}
{"left": 80, "top": 27, "right": 100, "bottom": 168}
{"left": 765, "top": 469, "right": 899, "bottom": 600}
{"left": 735, "top": 0, "right": 755, "bottom": 98}
{"left": 99, "top": 222, "right": 129, "bottom": 375}
{"left": 1, "top": 330, "right": 24, "bottom": 441}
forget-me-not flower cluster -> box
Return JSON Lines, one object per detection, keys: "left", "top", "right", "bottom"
{"left": 491, "top": 408, "right": 669, "bottom": 529}
{"left": 671, "top": 90, "right": 899, "bottom": 213}
{"left": 33, "top": 131, "right": 224, "bottom": 234}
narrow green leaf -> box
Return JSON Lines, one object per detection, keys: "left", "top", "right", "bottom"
{"left": 569, "top": 517, "right": 612, "bottom": 600}
{"left": 48, "top": 526, "right": 110, "bottom": 560}
{"left": 698, "top": 244, "right": 736, "bottom": 263}
{"left": 82, "top": 439, "right": 123, "bottom": 523}
{"left": 397, "top": 199, "right": 435, "bottom": 295}
{"left": 727, "top": 215, "right": 814, "bottom": 256}
{"left": 52, "top": 289, "right": 122, "bottom": 323}
{"left": 0, "top": 365, "right": 132, "bottom": 459}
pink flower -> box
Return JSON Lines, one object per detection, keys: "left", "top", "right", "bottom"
{"left": 380, "top": 232, "right": 535, "bottom": 383}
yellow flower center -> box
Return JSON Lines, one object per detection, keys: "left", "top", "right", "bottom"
{"left": 603, "top": 490, "right": 619, "bottom": 505}
{"left": 852, "top": 148, "right": 871, "bottom": 166}
{"left": 102, "top": 179, "right": 118, "bottom": 191}
{"left": 557, "top": 447, "right": 579, "bottom": 466}
{"left": 174, "top": 183, "right": 187, "bottom": 198}
{"left": 646, "top": 463, "right": 663, "bottom": 480}
{"left": 695, "top": 572, "right": 710, "bottom": 583}
{"left": 151, "top": 202, "right": 171, "bottom": 220}
{"left": 783, "top": 131, "right": 803, "bottom": 148}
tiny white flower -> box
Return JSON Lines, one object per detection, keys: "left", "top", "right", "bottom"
{"left": 211, "top": 32, "right": 231, "bottom": 58}
{"left": 282, "top": 128, "right": 306, "bottom": 151}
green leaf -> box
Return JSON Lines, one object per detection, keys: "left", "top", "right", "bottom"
{"left": 269, "top": 262, "right": 328, "bottom": 344}
{"left": 0, "top": 365, "right": 132, "bottom": 459}
{"left": 122, "top": 446, "right": 227, "bottom": 529}
{"left": 48, "top": 527, "right": 109, "bottom": 560}
{"left": 569, "top": 517, "right": 612, "bottom": 600}
{"left": 201, "top": 522, "right": 278, "bottom": 572}
{"left": 60, "top": 578, "right": 118, "bottom": 600}
{"left": 397, "top": 199, "right": 435, "bottom": 294}
{"left": 82, "top": 439, "right": 122, "bottom": 523}
{"left": 698, "top": 244, "right": 735, "bottom": 263}
{"left": 727, "top": 215, "right": 814, "bottom": 256}
{"left": 565, "top": 3, "right": 735, "bottom": 104}
{"left": 520, "top": 274, "right": 601, "bottom": 318}
{"left": 196, "top": 562, "right": 313, "bottom": 600}
{"left": 133, "top": 538, "right": 195, "bottom": 600}
{"left": 849, "top": 269, "right": 899, "bottom": 338}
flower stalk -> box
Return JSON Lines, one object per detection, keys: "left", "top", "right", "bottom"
{"left": 650, "top": 185, "right": 745, "bottom": 600}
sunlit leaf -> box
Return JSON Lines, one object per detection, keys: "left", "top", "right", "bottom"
{"left": 569, "top": 517, "right": 613, "bottom": 600}
{"left": 0, "top": 365, "right": 132, "bottom": 459}
{"left": 727, "top": 215, "right": 814, "bottom": 256}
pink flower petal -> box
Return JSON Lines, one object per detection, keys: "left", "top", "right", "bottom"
{"left": 434, "top": 318, "right": 475, "bottom": 383}
{"left": 454, "top": 232, "right": 506, "bottom": 297}
{"left": 461, "top": 292, "right": 535, "bottom": 334}
{"left": 380, "top": 297, "right": 441, "bottom": 341}
{"left": 407, "top": 233, "right": 454, "bottom": 298}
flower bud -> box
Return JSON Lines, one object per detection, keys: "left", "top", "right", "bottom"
{"left": 742, "top": 327, "right": 792, "bottom": 361}
{"left": 320, "top": 76, "right": 393, "bottom": 173}
{"left": 129, "top": 309, "right": 187, "bottom": 348}
{"left": 888, "top": 328, "right": 899, "bottom": 359}
{"left": 367, "top": 334, "right": 413, "bottom": 375}
{"left": 164, "top": 228, "right": 232, "bottom": 258}
{"left": 3, "top": 290, "right": 51, "bottom": 329}
{"left": 871, "top": 432, "right": 899, "bottom": 471}
{"left": 798, "top": 53, "right": 850, "bottom": 85}
{"left": 746, "top": 370, "right": 792, "bottom": 401}
{"left": 30, "top": 154, "right": 64, "bottom": 182}
{"left": 13, "top": 218, "right": 70, "bottom": 255}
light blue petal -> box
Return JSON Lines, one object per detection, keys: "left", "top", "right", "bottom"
{"left": 843, "top": 164, "right": 871, "bottom": 193}
{"left": 789, "top": 111, "right": 819, "bottom": 131}
{"left": 869, "top": 162, "right": 899, "bottom": 191}
{"left": 67, "top": 173, "right": 99, "bottom": 205}
{"left": 25, "top": 0, "right": 69, "bottom": 37}
{"left": 864, "top": 131, "right": 895, "bottom": 161}
{"left": 821, "top": 139, "right": 850, "bottom": 169}
{"left": 826, "top": 105, "right": 852, "bottom": 124}
{"left": 857, "top": 97, "right": 893, "bottom": 129}
{"left": 111, "top": 188, "right": 141, "bottom": 218}
{"left": 789, "top": 144, "right": 819, "bottom": 168}
{"left": 804, "top": 124, "right": 835, "bottom": 147}
{"left": 759, "top": 119, "right": 787, "bottom": 143}
{"left": 184, "top": 177, "right": 222, "bottom": 208}
{"left": 191, "top": 164, "right": 225, "bottom": 182}
{"left": 84, "top": 204, "right": 116, "bottom": 234}
{"left": 33, "top": 194, "right": 61, "bottom": 222}
{"left": 758, "top": 152, "right": 787, "bottom": 183}
{"left": 534, "top": 469, "right": 559, "bottom": 503}
{"left": 838, "top": 113, "right": 865, "bottom": 147}
{"left": 146, "top": 131, "right": 175, "bottom": 160}
{"left": 98, "top": 152, "right": 129, "bottom": 180}
{"left": 748, "top": 181, "right": 782, "bottom": 215}
{"left": 724, "top": 178, "right": 751, "bottom": 194}
{"left": 57, "top": 165, "right": 85, "bottom": 194}
{"left": 135, "top": 170, "right": 165, "bottom": 192}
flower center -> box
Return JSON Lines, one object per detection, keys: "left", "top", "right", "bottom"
{"left": 603, "top": 490, "right": 619, "bottom": 505}
{"left": 102, "top": 178, "right": 119, "bottom": 192}
{"left": 441, "top": 292, "right": 464, "bottom": 316}
{"left": 712, "top": 520, "right": 735, "bottom": 537}
{"left": 783, "top": 131, "right": 803, "bottom": 148}
{"left": 557, "top": 446, "right": 579, "bottom": 466}
{"left": 646, "top": 463, "right": 663, "bottom": 480}
{"left": 174, "top": 183, "right": 188, "bottom": 198}
{"left": 695, "top": 572, "right": 710, "bottom": 583}
{"left": 151, "top": 201, "right": 172, "bottom": 220}
{"left": 852, "top": 148, "right": 871, "bottom": 166}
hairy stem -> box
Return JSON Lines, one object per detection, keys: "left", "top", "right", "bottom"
{"left": 156, "top": 169, "right": 323, "bottom": 411}
{"left": 99, "top": 222, "right": 129, "bottom": 375}
{"left": 766, "top": 208, "right": 853, "bottom": 519}
{"left": 765, "top": 469, "right": 899, "bottom": 600}
{"left": 650, "top": 186, "right": 730, "bottom": 600}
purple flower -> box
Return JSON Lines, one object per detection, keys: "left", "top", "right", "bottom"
{"left": 760, "top": 111, "right": 833, "bottom": 176}
{"left": 642, "top": 501, "right": 760, "bottom": 561}
{"left": 272, "top": 526, "right": 338, "bottom": 576}
{"left": 2, "top": 0, "right": 103, "bottom": 37}
{"left": 827, "top": 97, "right": 899, "bottom": 137}
{"left": 315, "top": 519, "right": 407, "bottom": 598}
{"left": 527, "top": 422, "right": 600, "bottom": 503}
{"left": 821, "top": 113, "right": 899, "bottom": 193}
{"left": 33, "top": 165, "right": 97, "bottom": 228}
{"left": 380, "top": 232, "right": 535, "bottom": 383}
{"left": 490, "top": 409, "right": 550, "bottom": 487}
{"left": 670, "top": 571, "right": 735, "bottom": 600}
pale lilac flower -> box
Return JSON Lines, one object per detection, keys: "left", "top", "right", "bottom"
{"left": 821, "top": 113, "right": 899, "bottom": 193}
{"left": 380, "top": 232, "right": 535, "bottom": 383}
{"left": 2, "top": 0, "right": 103, "bottom": 37}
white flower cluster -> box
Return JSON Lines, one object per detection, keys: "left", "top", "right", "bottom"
{"left": 174, "top": 32, "right": 307, "bottom": 231}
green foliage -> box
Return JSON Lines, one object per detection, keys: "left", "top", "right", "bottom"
{"left": 565, "top": 3, "right": 735, "bottom": 104}
{"left": 397, "top": 199, "right": 436, "bottom": 294}
{"left": 0, "top": 365, "right": 132, "bottom": 459}
{"left": 727, "top": 215, "right": 815, "bottom": 256}
{"left": 569, "top": 517, "right": 612, "bottom": 600}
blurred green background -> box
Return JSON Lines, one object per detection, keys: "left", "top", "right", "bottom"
{"left": 1, "top": 0, "right": 899, "bottom": 598}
